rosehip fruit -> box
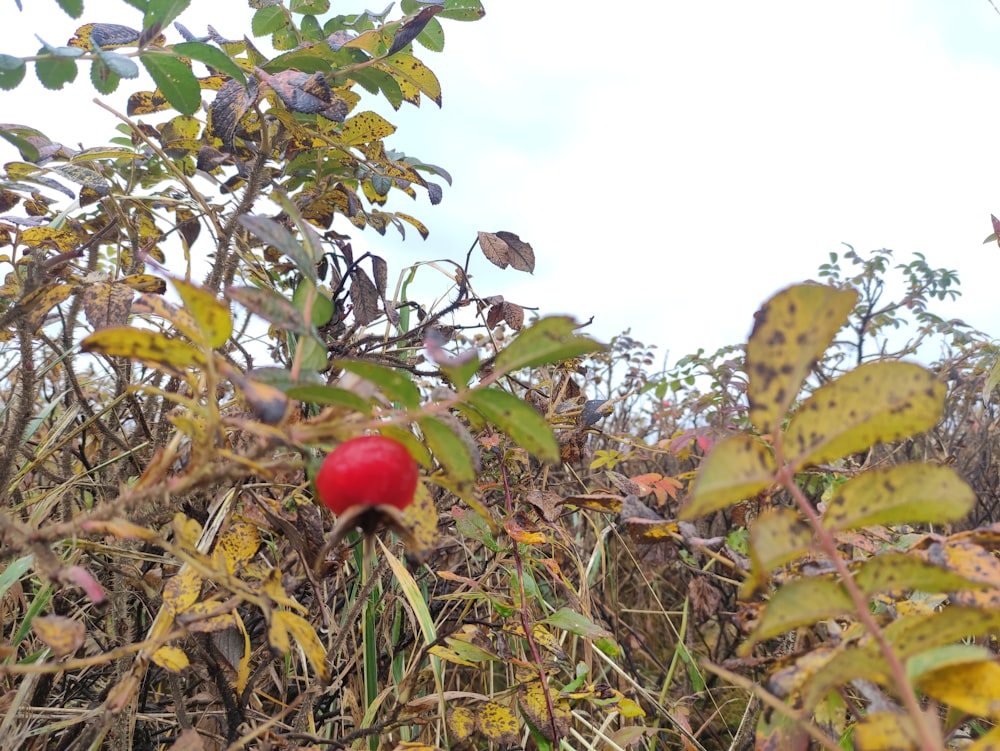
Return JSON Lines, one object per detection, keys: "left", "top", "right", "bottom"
{"left": 316, "top": 435, "right": 418, "bottom": 515}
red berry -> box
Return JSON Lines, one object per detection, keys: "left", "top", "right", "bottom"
{"left": 316, "top": 436, "right": 418, "bottom": 515}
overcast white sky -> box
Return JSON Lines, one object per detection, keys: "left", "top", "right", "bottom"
{"left": 5, "top": 1, "right": 1000, "bottom": 366}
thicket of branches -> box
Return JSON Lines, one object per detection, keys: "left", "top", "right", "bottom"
{"left": 2, "top": 3, "right": 1000, "bottom": 751}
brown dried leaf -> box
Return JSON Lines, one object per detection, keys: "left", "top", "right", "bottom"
{"left": 350, "top": 267, "right": 380, "bottom": 325}
{"left": 525, "top": 490, "right": 562, "bottom": 523}
{"left": 560, "top": 492, "right": 623, "bottom": 513}
{"left": 478, "top": 230, "right": 535, "bottom": 273}
{"left": 501, "top": 301, "right": 524, "bottom": 330}
{"left": 81, "top": 281, "right": 133, "bottom": 330}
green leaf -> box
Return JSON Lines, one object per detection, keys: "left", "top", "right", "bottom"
{"left": 294, "top": 334, "right": 329, "bottom": 372}
{"left": 334, "top": 359, "right": 421, "bottom": 408}
{"left": 746, "top": 284, "right": 857, "bottom": 436}
{"left": 237, "top": 215, "right": 317, "bottom": 282}
{"left": 35, "top": 52, "right": 78, "bottom": 90}
{"left": 292, "top": 278, "right": 334, "bottom": 327}
{"left": 465, "top": 388, "right": 560, "bottom": 463}
{"left": 416, "top": 17, "right": 445, "bottom": 52}
{"left": 91, "top": 59, "right": 120, "bottom": 94}
{"left": 55, "top": 0, "right": 84, "bottom": 17}
{"left": 252, "top": 5, "right": 288, "bottom": 36}
{"left": 679, "top": 434, "right": 775, "bottom": 520}
{"left": 543, "top": 608, "right": 611, "bottom": 640}
{"left": 290, "top": 0, "right": 330, "bottom": 14}
{"left": 822, "top": 463, "right": 975, "bottom": 531}
{"left": 143, "top": 0, "right": 191, "bottom": 34}
{"left": 494, "top": 316, "right": 602, "bottom": 374}
{"left": 784, "top": 362, "right": 946, "bottom": 469}
{"left": 285, "top": 384, "right": 370, "bottom": 413}
{"left": 0, "top": 555, "right": 34, "bottom": 598}
{"left": 96, "top": 50, "right": 139, "bottom": 78}
{"left": 139, "top": 53, "right": 200, "bottom": 114}
{"left": 0, "top": 127, "right": 38, "bottom": 160}
{"left": 0, "top": 55, "right": 26, "bottom": 90}
{"left": 173, "top": 41, "right": 246, "bottom": 85}
{"left": 172, "top": 279, "right": 233, "bottom": 348}
{"left": 440, "top": 353, "right": 480, "bottom": 388}
{"left": 438, "top": 0, "right": 486, "bottom": 21}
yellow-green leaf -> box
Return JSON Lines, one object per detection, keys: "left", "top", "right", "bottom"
{"left": 376, "top": 52, "right": 441, "bottom": 105}
{"left": 822, "top": 463, "right": 974, "bottom": 531}
{"left": 746, "top": 284, "right": 857, "bottom": 436}
{"left": 680, "top": 434, "right": 775, "bottom": 520}
{"left": 745, "top": 507, "right": 815, "bottom": 594}
{"left": 748, "top": 578, "right": 853, "bottom": 646}
{"left": 81, "top": 326, "right": 206, "bottom": 374}
{"left": 854, "top": 552, "right": 989, "bottom": 597}
{"left": 173, "top": 278, "right": 233, "bottom": 348}
{"left": 784, "top": 361, "right": 945, "bottom": 469}
{"left": 418, "top": 416, "right": 477, "bottom": 490}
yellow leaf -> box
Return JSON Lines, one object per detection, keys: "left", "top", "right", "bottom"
{"left": 33, "top": 615, "right": 85, "bottom": 657}
{"left": 340, "top": 110, "right": 396, "bottom": 146}
{"left": 784, "top": 362, "right": 945, "bottom": 470}
{"left": 162, "top": 567, "right": 203, "bottom": 618}
{"left": 680, "top": 434, "right": 775, "bottom": 519}
{"left": 476, "top": 701, "right": 519, "bottom": 745}
{"left": 746, "top": 283, "right": 857, "bottom": 436}
{"left": 273, "top": 610, "right": 330, "bottom": 682}
{"left": 402, "top": 480, "right": 438, "bottom": 559}
{"left": 235, "top": 611, "right": 251, "bottom": 695}
{"left": 20, "top": 226, "right": 79, "bottom": 252}
{"left": 151, "top": 645, "right": 190, "bottom": 672}
{"left": 446, "top": 706, "right": 476, "bottom": 741}
{"left": 518, "top": 682, "right": 571, "bottom": 742}
{"left": 375, "top": 52, "right": 441, "bottom": 105}
{"left": 263, "top": 568, "right": 307, "bottom": 613}
{"left": 214, "top": 519, "right": 260, "bottom": 576}
{"left": 178, "top": 601, "right": 237, "bottom": 633}
{"left": 173, "top": 512, "right": 203, "bottom": 548}
{"left": 19, "top": 283, "right": 73, "bottom": 334}
{"left": 615, "top": 697, "right": 646, "bottom": 718}
{"left": 853, "top": 711, "right": 921, "bottom": 751}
